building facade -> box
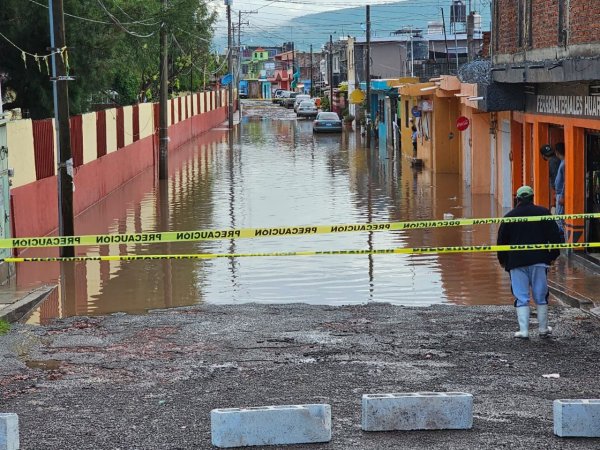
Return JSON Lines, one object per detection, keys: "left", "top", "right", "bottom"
{"left": 491, "top": 0, "right": 600, "bottom": 262}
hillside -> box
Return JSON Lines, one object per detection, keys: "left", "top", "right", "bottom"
{"left": 234, "top": 0, "right": 491, "bottom": 52}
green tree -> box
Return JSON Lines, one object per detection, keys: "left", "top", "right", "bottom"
{"left": 0, "top": 0, "right": 216, "bottom": 119}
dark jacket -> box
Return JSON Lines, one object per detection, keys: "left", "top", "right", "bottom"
{"left": 496, "top": 201, "right": 564, "bottom": 271}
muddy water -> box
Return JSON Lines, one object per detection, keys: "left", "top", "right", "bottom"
{"left": 18, "top": 101, "right": 515, "bottom": 322}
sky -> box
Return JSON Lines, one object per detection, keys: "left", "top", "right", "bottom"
{"left": 210, "top": 0, "right": 491, "bottom": 51}
{"left": 211, "top": 0, "right": 417, "bottom": 43}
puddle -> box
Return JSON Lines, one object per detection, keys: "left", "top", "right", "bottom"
{"left": 25, "top": 359, "right": 63, "bottom": 370}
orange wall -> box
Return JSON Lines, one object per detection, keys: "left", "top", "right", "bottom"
{"left": 522, "top": 113, "right": 600, "bottom": 243}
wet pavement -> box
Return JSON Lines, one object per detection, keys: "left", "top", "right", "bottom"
{"left": 2, "top": 302, "right": 600, "bottom": 449}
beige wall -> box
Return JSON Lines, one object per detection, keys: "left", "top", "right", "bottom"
{"left": 82, "top": 112, "right": 97, "bottom": 164}
{"left": 7, "top": 120, "right": 38, "bottom": 187}
{"left": 105, "top": 108, "right": 117, "bottom": 153}
{"left": 139, "top": 103, "right": 154, "bottom": 139}
{"left": 432, "top": 96, "right": 460, "bottom": 174}
{"left": 123, "top": 105, "right": 133, "bottom": 146}
{"left": 173, "top": 99, "right": 179, "bottom": 124}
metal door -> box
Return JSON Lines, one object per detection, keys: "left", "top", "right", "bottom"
{"left": 585, "top": 132, "right": 600, "bottom": 259}
{"left": 0, "top": 120, "right": 13, "bottom": 281}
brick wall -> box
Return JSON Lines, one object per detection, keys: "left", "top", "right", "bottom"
{"left": 531, "top": 0, "right": 559, "bottom": 49}
{"left": 494, "top": 0, "right": 518, "bottom": 54}
{"left": 494, "top": 0, "right": 600, "bottom": 54}
{"left": 569, "top": 0, "right": 600, "bottom": 45}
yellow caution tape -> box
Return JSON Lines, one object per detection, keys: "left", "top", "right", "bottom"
{"left": 5, "top": 241, "right": 599, "bottom": 263}
{"left": 2, "top": 213, "right": 598, "bottom": 249}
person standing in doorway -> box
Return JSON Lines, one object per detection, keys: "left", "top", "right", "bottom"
{"left": 497, "top": 185, "right": 564, "bottom": 339}
{"left": 554, "top": 143, "right": 566, "bottom": 233}
{"left": 411, "top": 125, "right": 418, "bottom": 158}
{"left": 540, "top": 144, "right": 561, "bottom": 205}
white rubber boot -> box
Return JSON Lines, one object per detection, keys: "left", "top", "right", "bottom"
{"left": 537, "top": 304, "right": 552, "bottom": 338}
{"left": 514, "top": 306, "right": 530, "bottom": 339}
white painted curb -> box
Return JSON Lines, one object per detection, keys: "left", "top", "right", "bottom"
{"left": 362, "top": 392, "right": 473, "bottom": 431}
{"left": 211, "top": 404, "right": 331, "bottom": 448}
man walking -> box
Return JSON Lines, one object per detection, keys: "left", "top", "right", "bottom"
{"left": 497, "top": 186, "right": 564, "bottom": 339}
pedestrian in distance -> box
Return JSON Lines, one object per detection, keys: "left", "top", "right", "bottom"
{"left": 411, "top": 125, "right": 418, "bottom": 158}
{"left": 497, "top": 185, "right": 564, "bottom": 339}
{"left": 540, "top": 144, "right": 561, "bottom": 202}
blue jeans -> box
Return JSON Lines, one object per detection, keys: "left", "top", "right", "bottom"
{"left": 509, "top": 264, "right": 550, "bottom": 308}
{"left": 555, "top": 195, "right": 564, "bottom": 233}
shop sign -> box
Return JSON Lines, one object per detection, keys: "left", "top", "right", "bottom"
{"left": 420, "top": 99, "right": 433, "bottom": 112}
{"left": 456, "top": 116, "right": 470, "bottom": 131}
{"left": 536, "top": 95, "right": 600, "bottom": 118}
{"left": 349, "top": 89, "right": 365, "bottom": 104}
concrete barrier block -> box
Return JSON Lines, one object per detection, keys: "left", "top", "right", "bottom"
{"left": 211, "top": 404, "right": 331, "bottom": 448}
{"left": 554, "top": 399, "right": 600, "bottom": 437}
{"left": 362, "top": 392, "right": 473, "bottom": 431}
{"left": 0, "top": 413, "right": 19, "bottom": 450}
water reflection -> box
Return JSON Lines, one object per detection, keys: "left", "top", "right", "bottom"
{"left": 17, "top": 103, "right": 514, "bottom": 323}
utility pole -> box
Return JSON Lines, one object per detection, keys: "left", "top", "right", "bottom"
{"left": 366, "top": 4, "right": 371, "bottom": 147}
{"left": 159, "top": 0, "right": 168, "bottom": 180}
{"left": 227, "top": 0, "right": 233, "bottom": 128}
{"left": 310, "top": 44, "right": 313, "bottom": 97}
{"left": 466, "top": 0, "right": 475, "bottom": 62}
{"left": 441, "top": 7, "right": 451, "bottom": 68}
{"left": 48, "top": 0, "right": 74, "bottom": 257}
{"left": 328, "top": 35, "right": 333, "bottom": 112}
{"left": 291, "top": 41, "right": 295, "bottom": 91}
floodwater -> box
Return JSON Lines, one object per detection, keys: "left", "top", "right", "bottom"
{"left": 17, "top": 100, "right": 518, "bottom": 323}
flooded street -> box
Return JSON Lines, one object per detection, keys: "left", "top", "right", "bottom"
{"left": 17, "top": 101, "right": 517, "bottom": 322}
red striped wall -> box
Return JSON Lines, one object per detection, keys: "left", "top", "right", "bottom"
{"left": 70, "top": 115, "right": 83, "bottom": 167}
{"left": 32, "top": 119, "right": 54, "bottom": 180}
{"left": 96, "top": 110, "right": 107, "bottom": 158}
{"left": 11, "top": 103, "right": 228, "bottom": 241}
{"left": 116, "top": 107, "right": 125, "bottom": 149}
{"left": 132, "top": 105, "right": 140, "bottom": 142}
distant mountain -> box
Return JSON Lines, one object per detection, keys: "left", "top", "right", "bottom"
{"left": 223, "top": 0, "right": 491, "bottom": 52}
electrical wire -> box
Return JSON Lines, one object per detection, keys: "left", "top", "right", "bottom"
{"left": 95, "top": 0, "right": 157, "bottom": 38}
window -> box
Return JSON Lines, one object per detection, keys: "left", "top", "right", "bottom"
{"left": 405, "top": 100, "right": 409, "bottom": 128}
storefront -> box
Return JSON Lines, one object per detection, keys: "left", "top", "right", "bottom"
{"left": 521, "top": 93, "right": 600, "bottom": 261}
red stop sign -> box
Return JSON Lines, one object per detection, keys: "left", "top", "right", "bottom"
{"left": 456, "top": 116, "right": 470, "bottom": 131}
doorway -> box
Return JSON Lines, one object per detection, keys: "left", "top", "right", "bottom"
{"left": 585, "top": 132, "right": 600, "bottom": 262}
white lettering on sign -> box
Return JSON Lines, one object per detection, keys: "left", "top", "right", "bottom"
{"left": 537, "top": 95, "right": 600, "bottom": 117}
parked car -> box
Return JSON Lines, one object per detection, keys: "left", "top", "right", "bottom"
{"left": 296, "top": 100, "right": 318, "bottom": 119}
{"left": 293, "top": 94, "right": 311, "bottom": 112}
{"left": 313, "top": 112, "right": 342, "bottom": 133}
{"left": 274, "top": 90, "right": 289, "bottom": 105}
{"left": 272, "top": 89, "right": 285, "bottom": 103}
{"left": 283, "top": 93, "right": 298, "bottom": 108}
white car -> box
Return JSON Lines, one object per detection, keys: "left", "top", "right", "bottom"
{"left": 296, "top": 100, "right": 318, "bottom": 119}
{"left": 293, "top": 94, "right": 311, "bottom": 112}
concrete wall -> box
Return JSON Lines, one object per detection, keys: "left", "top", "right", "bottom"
{"left": 7, "top": 120, "right": 37, "bottom": 187}
{"left": 139, "top": 103, "right": 154, "bottom": 139}
{"left": 123, "top": 105, "right": 133, "bottom": 146}
{"left": 81, "top": 112, "right": 97, "bottom": 164}
{"left": 8, "top": 91, "right": 229, "bottom": 240}
{"left": 432, "top": 96, "right": 460, "bottom": 174}
{"left": 106, "top": 108, "right": 117, "bottom": 154}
